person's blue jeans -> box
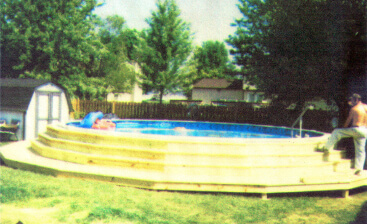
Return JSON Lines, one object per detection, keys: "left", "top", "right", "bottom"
{"left": 325, "top": 127, "right": 367, "bottom": 170}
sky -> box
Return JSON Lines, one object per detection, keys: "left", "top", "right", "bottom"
{"left": 93, "top": 0, "right": 243, "bottom": 46}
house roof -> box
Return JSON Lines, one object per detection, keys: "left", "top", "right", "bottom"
{"left": 193, "top": 79, "right": 243, "bottom": 90}
{"left": 0, "top": 78, "right": 73, "bottom": 112}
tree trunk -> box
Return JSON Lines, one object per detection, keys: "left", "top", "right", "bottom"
{"left": 159, "top": 87, "right": 164, "bottom": 104}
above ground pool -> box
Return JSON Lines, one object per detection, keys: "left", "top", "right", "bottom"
{"left": 67, "top": 119, "right": 324, "bottom": 139}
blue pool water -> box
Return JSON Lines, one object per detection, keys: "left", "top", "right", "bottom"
{"left": 68, "top": 120, "right": 324, "bottom": 139}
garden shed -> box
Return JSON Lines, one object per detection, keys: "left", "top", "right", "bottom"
{"left": 0, "top": 78, "right": 72, "bottom": 140}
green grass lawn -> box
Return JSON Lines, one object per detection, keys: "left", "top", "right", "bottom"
{"left": 1, "top": 166, "right": 366, "bottom": 224}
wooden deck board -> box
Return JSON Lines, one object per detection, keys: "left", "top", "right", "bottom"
{"left": 1, "top": 141, "right": 366, "bottom": 198}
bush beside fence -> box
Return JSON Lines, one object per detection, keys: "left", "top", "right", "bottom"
{"left": 71, "top": 99, "right": 335, "bottom": 132}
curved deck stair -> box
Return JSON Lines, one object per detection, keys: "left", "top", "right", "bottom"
{"left": 1, "top": 124, "right": 366, "bottom": 199}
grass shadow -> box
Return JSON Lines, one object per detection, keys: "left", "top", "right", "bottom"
{"left": 350, "top": 199, "right": 367, "bottom": 224}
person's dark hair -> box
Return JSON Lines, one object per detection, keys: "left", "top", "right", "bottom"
{"left": 351, "top": 93, "right": 362, "bottom": 102}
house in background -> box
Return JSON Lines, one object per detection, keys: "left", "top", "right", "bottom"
{"left": 192, "top": 78, "right": 265, "bottom": 105}
{"left": 0, "top": 79, "right": 72, "bottom": 140}
{"left": 142, "top": 91, "right": 187, "bottom": 102}
{"left": 192, "top": 79, "right": 243, "bottom": 104}
{"left": 107, "top": 84, "right": 187, "bottom": 103}
{"left": 106, "top": 82, "right": 143, "bottom": 103}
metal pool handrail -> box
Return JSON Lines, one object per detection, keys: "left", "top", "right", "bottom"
{"left": 291, "top": 105, "right": 314, "bottom": 138}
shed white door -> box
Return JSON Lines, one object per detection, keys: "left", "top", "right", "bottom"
{"left": 35, "top": 91, "right": 61, "bottom": 137}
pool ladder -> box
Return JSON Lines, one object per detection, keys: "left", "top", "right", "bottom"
{"left": 291, "top": 105, "right": 314, "bottom": 138}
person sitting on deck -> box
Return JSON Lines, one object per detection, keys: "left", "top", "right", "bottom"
{"left": 322, "top": 94, "right": 367, "bottom": 176}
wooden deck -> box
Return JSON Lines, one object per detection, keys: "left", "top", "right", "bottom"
{"left": 0, "top": 124, "right": 366, "bottom": 199}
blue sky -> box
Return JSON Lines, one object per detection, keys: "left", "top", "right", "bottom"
{"left": 93, "top": 0, "right": 243, "bottom": 46}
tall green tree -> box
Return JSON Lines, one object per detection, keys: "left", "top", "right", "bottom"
{"left": 98, "top": 15, "right": 126, "bottom": 46}
{"left": 1, "top": 0, "right": 106, "bottom": 98}
{"left": 194, "top": 40, "right": 234, "bottom": 79}
{"left": 137, "top": 0, "right": 193, "bottom": 103}
{"left": 97, "top": 15, "right": 140, "bottom": 93}
{"left": 227, "top": 0, "right": 366, "bottom": 111}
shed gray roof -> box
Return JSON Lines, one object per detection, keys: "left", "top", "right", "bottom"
{"left": 0, "top": 78, "right": 73, "bottom": 112}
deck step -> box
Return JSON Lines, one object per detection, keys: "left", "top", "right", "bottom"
{"left": 1, "top": 141, "right": 365, "bottom": 194}
{"left": 38, "top": 133, "right": 165, "bottom": 160}
{"left": 166, "top": 150, "right": 345, "bottom": 166}
{"left": 46, "top": 126, "right": 169, "bottom": 150}
{"left": 32, "top": 139, "right": 346, "bottom": 168}
{"left": 38, "top": 133, "right": 344, "bottom": 165}
{"left": 31, "top": 140, "right": 165, "bottom": 171}
{"left": 167, "top": 141, "right": 324, "bottom": 155}
{"left": 30, "top": 140, "right": 351, "bottom": 178}
{"left": 300, "top": 171, "right": 367, "bottom": 184}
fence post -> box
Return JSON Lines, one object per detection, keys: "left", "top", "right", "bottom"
{"left": 112, "top": 102, "right": 116, "bottom": 114}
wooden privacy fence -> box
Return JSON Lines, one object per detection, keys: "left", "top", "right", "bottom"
{"left": 71, "top": 99, "right": 335, "bottom": 132}
{"left": 71, "top": 99, "right": 189, "bottom": 120}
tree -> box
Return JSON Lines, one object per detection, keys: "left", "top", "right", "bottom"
{"left": 227, "top": 0, "right": 366, "bottom": 111}
{"left": 137, "top": 0, "right": 193, "bottom": 103}
{"left": 194, "top": 40, "right": 234, "bottom": 78}
{"left": 98, "top": 15, "right": 126, "bottom": 46}
{"left": 97, "top": 15, "right": 141, "bottom": 93}
{"left": 1, "top": 0, "right": 106, "bottom": 98}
